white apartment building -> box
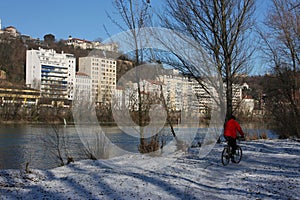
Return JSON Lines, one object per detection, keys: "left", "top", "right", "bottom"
{"left": 74, "top": 72, "right": 92, "bottom": 102}
{"left": 79, "top": 56, "right": 117, "bottom": 104}
{"left": 115, "top": 69, "right": 199, "bottom": 112}
{"left": 115, "top": 80, "right": 164, "bottom": 111}
{"left": 26, "top": 48, "right": 76, "bottom": 101}
{"left": 114, "top": 86, "right": 127, "bottom": 109}
{"left": 159, "top": 72, "right": 189, "bottom": 111}
{"left": 191, "top": 80, "right": 213, "bottom": 114}
{"left": 114, "top": 69, "right": 244, "bottom": 116}
{"left": 232, "top": 84, "right": 243, "bottom": 107}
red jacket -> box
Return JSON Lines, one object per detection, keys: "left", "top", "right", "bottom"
{"left": 224, "top": 119, "right": 244, "bottom": 139}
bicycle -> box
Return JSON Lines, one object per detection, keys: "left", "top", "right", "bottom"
{"left": 221, "top": 137, "right": 243, "bottom": 166}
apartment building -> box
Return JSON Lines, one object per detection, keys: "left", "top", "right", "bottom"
{"left": 159, "top": 71, "right": 192, "bottom": 111}
{"left": 191, "top": 80, "right": 213, "bottom": 114}
{"left": 115, "top": 69, "right": 245, "bottom": 116}
{"left": 26, "top": 48, "right": 76, "bottom": 101}
{"left": 74, "top": 72, "right": 92, "bottom": 102}
{"left": 79, "top": 56, "right": 117, "bottom": 104}
{"left": 115, "top": 69, "right": 199, "bottom": 112}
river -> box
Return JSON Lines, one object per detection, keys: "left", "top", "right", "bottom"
{"left": 0, "top": 124, "right": 276, "bottom": 170}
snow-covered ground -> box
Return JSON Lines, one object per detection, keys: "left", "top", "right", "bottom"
{"left": 0, "top": 139, "right": 299, "bottom": 200}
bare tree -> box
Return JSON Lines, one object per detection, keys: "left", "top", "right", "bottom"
{"left": 72, "top": 87, "right": 116, "bottom": 159}
{"left": 161, "top": 0, "right": 256, "bottom": 120}
{"left": 259, "top": 0, "right": 300, "bottom": 138}
{"left": 42, "top": 122, "right": 74, "bottom": 166}
{"left": 110, "top": 0, "right": 150, "bottom": 128}
{"left": 109, "top": 0, "right": 167, "bottom": 153}
{"left": 40, "top": 98, "right": 74, "bottom": 166}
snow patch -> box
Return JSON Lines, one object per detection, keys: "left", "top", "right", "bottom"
{"left": 0, "top": 140, "right": 299, "bottom": 199}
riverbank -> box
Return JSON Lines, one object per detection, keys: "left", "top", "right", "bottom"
{"left": 0, "top": 139, "right": 299, "bottom": 199}
{"left": 0, "top": 120, "right": 119, "bottom": 127}
{"left": 0, "top": 123, "right": 278, "bottom": 170}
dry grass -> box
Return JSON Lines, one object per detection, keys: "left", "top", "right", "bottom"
{"left": 260, "top": 132, "right": 268, "bottom": 139}
{"left": 138, "top": 136, "right": 161, "bottom": 154}
{"left": 246, "top": 132, "right": 268, "bottom": 141}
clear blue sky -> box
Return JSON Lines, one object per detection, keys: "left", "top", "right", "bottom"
{"left": 0, "top": 0, "right": 270, "bottom": 74}
{"left": 0, "top": 0, "right": 119, "bottom": 41}
{"left": 0, "top": 0, "right": 164, "bottom": 41}
{"left": 0, "top": 0, "right": 269, "bottom": 41}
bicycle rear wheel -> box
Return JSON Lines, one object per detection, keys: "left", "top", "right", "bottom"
{"left": 232, "top": 146, "right": 242, "bottom": 163}
{"left": 221, "top": 147, "right": 230, "bottom": 166}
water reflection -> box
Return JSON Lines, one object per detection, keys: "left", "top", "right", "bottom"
{"left": 0, "top": 124, "right": 85, "bottom": 170}
{"left": 0, "top": 124, "right": 276, "bottom": 170}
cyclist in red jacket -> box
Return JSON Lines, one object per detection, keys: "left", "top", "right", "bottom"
{"left": 224, "top": 115, "right": 245, "bottom": 160}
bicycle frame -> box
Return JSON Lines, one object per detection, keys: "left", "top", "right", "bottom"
{"left": 221, "top": 139, "right": 242, "bottom": 166}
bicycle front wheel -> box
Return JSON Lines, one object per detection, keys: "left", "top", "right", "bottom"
{"left": 221, "top": 147, "right": 230, "bottom": 166}
{"left": 233, "top": 146, "right": 243, "bottom": 163}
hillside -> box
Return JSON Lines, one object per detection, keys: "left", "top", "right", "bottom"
{"left": 0, "top": 34, "right": 90, "bottom": 84}
{"left": 0, "top": 35, "right": 134, "bottom": 85}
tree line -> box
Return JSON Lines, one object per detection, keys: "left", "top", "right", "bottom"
{"left": 108, "top": 0, "right": 300, "bottom": 139}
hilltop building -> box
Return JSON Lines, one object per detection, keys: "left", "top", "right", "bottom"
{"left": 92, "top": 41, "right": 118, "bottom": 52}
{"left": 67, "top": 36, "right": 118, "bottom": 52}
{"left": 2, "top": 26, "right": 20, "bottom": 37}
{"left": 67, "top": 37, "right": 93, "bottom": 50}
{"left": 0, "top": 20, "right": 20, "bottom": 37}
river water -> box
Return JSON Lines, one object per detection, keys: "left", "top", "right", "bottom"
{"left": 0, "top": 124, "right": 276, "bottom": 170}
{"left": 0, "top": 124, "right": 145, "bottom": 170}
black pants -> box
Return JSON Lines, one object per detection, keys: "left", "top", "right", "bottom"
{"left": 226, "top": 136, "right": 237, "bottom": 155}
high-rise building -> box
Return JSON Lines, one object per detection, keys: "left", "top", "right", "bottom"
{"left": 79, "top": 56, "right": 117, "bottom": 104}
{"left": 74, "top": 72, "right": 92, "bottom": 102}
{"left": 26, "top": 48, "right": 76, "bottom": 101}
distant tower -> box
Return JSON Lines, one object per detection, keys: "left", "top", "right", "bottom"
{"left": 0, "top": 19, "right": 2, "bottom": 30}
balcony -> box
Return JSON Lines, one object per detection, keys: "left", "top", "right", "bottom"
{"left": 42, "top": 64, "right": 68, "bottom": 70}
